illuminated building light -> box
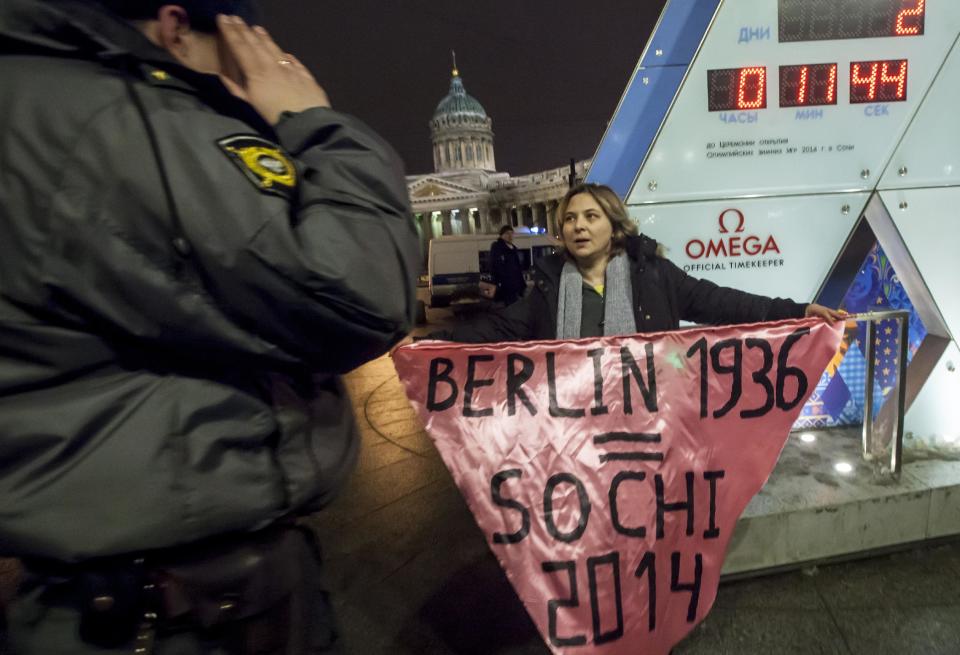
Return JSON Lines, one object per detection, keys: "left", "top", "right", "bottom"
{"left": 834, "top": 462, "right": 854, "bottom": 475}
{"left": 800, "top": 433, "right": 817, "bottom": 444}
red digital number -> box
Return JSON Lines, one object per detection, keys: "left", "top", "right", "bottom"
{"left": 851, "top": 62, "right": 879, "bottom": 101}
{"left": 779, "top": 63, "right": 837, "bottom": 108}
{"left": 850, "top": 60, "right": 908, "bottom": 104}
{"left": 824, "top": 64, "right": 837, "bottom": 103}
{"left": 896, "top": 0, "right": 925, "bottom": 37}
{"left": 737, "top": 67, "right": 766, "bottom": 110}
{"left": 780, "top": 0, "right": 924, "bottom": 41}
{"left": 880, "top": 60, "right": 908, "bottom": 99}
{"left": 796, "top": 66, "right": 808, "bottom": 105}
{"left": 708, "top": 67, "right": 766, "bottom": 112}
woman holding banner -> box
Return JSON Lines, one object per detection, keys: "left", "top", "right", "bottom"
{"left": 428, "top": 183, "right": 843, "bottom": 342}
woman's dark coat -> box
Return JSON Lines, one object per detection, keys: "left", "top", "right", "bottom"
{"left": 434, "top": 234, "right": 807, "bottom": 342}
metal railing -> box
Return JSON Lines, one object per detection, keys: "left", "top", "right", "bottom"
{"left": 853, "top": 310, "right": 910, "bottom": 477}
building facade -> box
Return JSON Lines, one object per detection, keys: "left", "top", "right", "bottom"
{"left": 407, "top": 65, "right": 590, "bottom": 265}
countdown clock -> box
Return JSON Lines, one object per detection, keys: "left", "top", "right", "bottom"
{"left": 595, "top": 0, "right": 953, "bottom": 205}
{"left": 707, "top": 0, "right": 923, "bottom": 112}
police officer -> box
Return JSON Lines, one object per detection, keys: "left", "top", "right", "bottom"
{"left": 490, "top": 225, "right": 527, "bottom": 306}
{"left": 0, "top": 1, "right": 419, "bottom": 652}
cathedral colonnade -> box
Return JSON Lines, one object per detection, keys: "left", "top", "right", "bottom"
{"left": 415, "top": 202, "right": 560, "bottom": 237}
{"left": 433, "top": 135, "right": 495, "bottom": 172}
{"left": 413, "top": 206, "right": 496, "bottom": 245}
{"left": 495, "top": 200, "right": 559, "bottom": 236}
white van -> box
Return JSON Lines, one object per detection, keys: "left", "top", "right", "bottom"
{"left": 428, "top": 229, "right": 558, "bottom": 307}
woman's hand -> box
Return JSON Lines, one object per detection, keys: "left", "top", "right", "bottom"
{"left": 216, "top": 15, "right": 330, "bottom": 124}
{"left": 805, "top": 303, "right": 847, "bottom": 322}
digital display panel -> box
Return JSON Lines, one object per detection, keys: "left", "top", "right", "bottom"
{"left": 779, "top": 0, "right": 925, "bottom": 42}
{"left": 779, "top": 63, "right": 838, "bottom": 107}
{"left": 849, "top": 59, "right": 909, "bottom": 103}
{"left": 707, "top": 67, "right": 767, "bottom": 112}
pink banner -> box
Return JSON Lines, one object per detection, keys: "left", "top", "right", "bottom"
{"left": 393, "top": 318, "right": 843, "bottom": 654}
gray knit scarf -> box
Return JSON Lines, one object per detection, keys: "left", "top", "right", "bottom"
{"left": 556, "top": 253, "right": 636, "bottom": 339}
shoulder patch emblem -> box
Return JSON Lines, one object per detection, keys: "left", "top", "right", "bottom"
{"left": 217, "top": 135, "right": 297, "bottom": 200}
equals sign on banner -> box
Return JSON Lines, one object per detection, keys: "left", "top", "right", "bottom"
{"left": 593, "top": 432, "right": 664, "bottom": 463}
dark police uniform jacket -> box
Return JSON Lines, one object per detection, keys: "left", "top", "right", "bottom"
{"left": 489, "top": 237, "right": 525, "bottom": 300}
{"left": 434, "top": 234, "right": 807, "bottom": 342}
{"left": 0, "top": 0, "right": 420, "bottom": 562}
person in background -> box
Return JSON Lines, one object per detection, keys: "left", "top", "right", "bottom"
{"left": 489, "top": 225, "right": 527, "bottom": 306}
{"left": 430, "top": 183, "right": 844, "bottom": 342}
{"left": 0, "top": 0, "right": 419, "bottom": 652}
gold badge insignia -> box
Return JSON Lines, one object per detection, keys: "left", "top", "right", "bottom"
{"left": 217, "top": 135, "right": 297, "bottom": 200}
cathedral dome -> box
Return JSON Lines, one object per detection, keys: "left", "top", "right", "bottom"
{"left": 432, "top": 71, "right": 488, "bottom": 123}
{"left": 430, "top": 59, "right": 496, "bottom": 174}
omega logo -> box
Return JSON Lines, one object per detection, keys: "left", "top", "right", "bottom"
{"left": 686, "top": 210, "right": 781, "bottom": 259}
{"left": 717, "top": 208, "right": 745, "bottom": 234}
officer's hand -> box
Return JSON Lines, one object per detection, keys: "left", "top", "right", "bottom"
{"left": 216, "top": 15, "right": 330, "bottom": 124}
{"left": 805, "top": 303, "right": 847, "bottom": 322}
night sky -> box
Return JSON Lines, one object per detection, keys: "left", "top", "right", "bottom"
{"left": 262, "top": 1, "right": 666, "bottom": 177}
